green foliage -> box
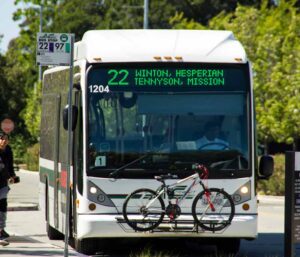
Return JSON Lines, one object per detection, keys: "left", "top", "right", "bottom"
{"left": 0, "top": 54, "right": 9, "bottom": 116}
{"left": 130, "top": 246, "right": 178, "bottom": 257}
{"left": 3, "top": 0, "right": 296, "bottom": 158}
{"left": 257, "top": 154, "right": 285, "bottom": 196}
{"left": 4, "top": 0, "right": 262, "bottom": 150}
{"left": 212, "top": 0, "right": 300, "bottom": 147}
{"left": 25, "top": 143, "right": 39, "bottom": 171}
{"left": 172, "top": 0, "right": 300, "bottom": 148}
{"left": 21, "top": 82, "right": 42, "bottom": 138}
{"left": 131, "top": 246, "right": 248, "bottom": 257}
{"left": 170, "top": 12, "right": 206, "bottom": 30}
{"left": 9, "top": 133, "right": 30, "bottom": 162}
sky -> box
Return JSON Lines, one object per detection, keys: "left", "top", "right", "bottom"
{"left": 0, "top": 1, "right": 21, "bottom": 53}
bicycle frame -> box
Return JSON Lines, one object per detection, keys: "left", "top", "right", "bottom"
{"left": 145, "top": 172, "right": 206, "bottom": 210}
{"left": 122, "top": 164, "right": 234, "bottom": 233}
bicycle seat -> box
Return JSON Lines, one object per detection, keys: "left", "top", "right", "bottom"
{"left": 154, "top": 174, "right": 177, "bottom": 182}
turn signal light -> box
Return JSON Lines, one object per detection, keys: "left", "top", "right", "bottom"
{"left": 89, "top": 203, "right": 96, "bottom": 211}
{"left": 242, "top": 203, "right": 250, "bottom": 211}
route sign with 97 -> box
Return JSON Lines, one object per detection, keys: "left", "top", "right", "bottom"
{"left": 36, "top": 33, "right": 73, "bottom": 66}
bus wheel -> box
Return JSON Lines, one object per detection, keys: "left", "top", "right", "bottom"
{"left": 47, "top": 223, "right": 64, "bottom": 240}
{"left": 75, "top": 238, "right": 100, "bottom": 255}
{"left": 215, "top": 238, "right": 240, "bottom": 255}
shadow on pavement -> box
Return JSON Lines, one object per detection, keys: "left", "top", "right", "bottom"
{"left": 0, "top": 236, "right": 78, "bottom": 257}
{"left": 90, "top": 238, "right": 228, "bottom": 257}
{"left": 92, "top": 233, "right": 300, "bottom": 257}
{"left": 0, "top": 249, "right": 77, "bottom": 257}
{"left": 239, "top": 232, "right": 300, "bottom": 257}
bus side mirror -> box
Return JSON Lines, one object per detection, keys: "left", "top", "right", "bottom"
{"left": 63, "top": 105, "right": 78, "bottom": 131}
{"left": 259, "top": 155, "right": 274, "bottom": 179}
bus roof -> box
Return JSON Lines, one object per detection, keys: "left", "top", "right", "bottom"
{"left": 75, "top": 30, "right": 247, "bottom": 64}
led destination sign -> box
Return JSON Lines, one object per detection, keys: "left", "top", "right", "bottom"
{"left": 107, "top": 69, "right": 225, "bottom": 87}
{"left": 88, "top": 66, "right": 248, "bottom": 92}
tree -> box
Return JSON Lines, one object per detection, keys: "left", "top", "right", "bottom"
{"left": 171, "top": 0, "right": 300, "bottom": 150}
{"left": 5, "top": 0, "right": 264, "bottom": 154}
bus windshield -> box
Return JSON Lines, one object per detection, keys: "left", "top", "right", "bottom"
{"left": 87, "top": 64, "right": 251, "bottom": 179}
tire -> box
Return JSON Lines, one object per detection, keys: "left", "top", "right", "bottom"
{"left": 46, "top": 223, "right": 64, "bottom": 240}
{"left": 75, "top": 238, "right": 100, "bottom": 255}
{"left": 123, "top": 188, "right": 165, "bottom": 231}
{"left": 216, "top": 238, "right": 240, "bottom": 255}
{"left": 192, "top": 188, "right": 235, "bottom": 232}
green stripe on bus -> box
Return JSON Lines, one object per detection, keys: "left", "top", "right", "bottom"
{"left": 40, "top": 166, "right": 55, "bottom": 186}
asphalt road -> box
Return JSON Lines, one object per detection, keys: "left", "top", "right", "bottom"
{"left": 2, "top": 170, "right": 299, "bottom": 257}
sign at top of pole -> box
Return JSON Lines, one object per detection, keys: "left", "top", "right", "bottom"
{"left": 36, "top": 33, "right": 74, "bottom": 66}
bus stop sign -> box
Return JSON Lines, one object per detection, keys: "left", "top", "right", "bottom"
{"left": 36, "top": 33, "right": 73, "bottom": 66}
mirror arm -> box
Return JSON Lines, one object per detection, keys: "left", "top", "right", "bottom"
{"left": 257, "top": 174, "right": 271, "bottom": 180}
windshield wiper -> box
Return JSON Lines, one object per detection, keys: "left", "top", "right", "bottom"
{"left": 109, "top": 153, "right": 151, "bottom": 178}
{"left": 109, "top": 142, "right": 172, "bottom": 178}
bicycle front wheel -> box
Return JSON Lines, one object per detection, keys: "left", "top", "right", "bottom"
{"left": 192, "top": 188, "right": 235, "bottom": 232}
{"left": 123, "top": 188, "right": 165, "bottom": 232}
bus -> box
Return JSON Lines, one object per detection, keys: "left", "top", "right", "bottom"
{"left": 39, "top": 30, "right": 273, "bottom": 255}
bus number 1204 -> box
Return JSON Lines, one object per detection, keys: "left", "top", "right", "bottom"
{"left": 89, "top": 85, "right": 110, "bottom": 93}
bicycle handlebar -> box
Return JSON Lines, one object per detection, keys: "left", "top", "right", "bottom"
{"left": 154, "top": 165, "right": 208, "bottom": 182}
{"left": 194, "top": 164, "right": 209, "bottom": 179}
{"left": 154, "top": 173, "right": 178, "bottom": 182}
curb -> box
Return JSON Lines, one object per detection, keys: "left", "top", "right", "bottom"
{"left": 17, "top": 169, "right": 39, "bottom": 174}
{"left": 7, "top": 204, "right": 39, "bottom": 212}
{"left": 258, "top": 195, "right": 284, "bottom": 205}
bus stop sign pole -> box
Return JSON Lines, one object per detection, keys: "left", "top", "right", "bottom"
{"left": 64, "top": 34, "right": 74, "bottom": 257}
{"left": 36, "top": 32, "right": 75, "bottom": 257}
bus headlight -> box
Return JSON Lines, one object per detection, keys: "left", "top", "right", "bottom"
{"left": 240, "top": 186, "right": 249, "bottom": 194}
{"left": 231, "top": 181, "right": 251, "bottom": 205}
{"left": 88, "top": 181, "right": 116, "bottom": 207}
{"left": 90, "top": 186, "right": 97, "bottom": 194}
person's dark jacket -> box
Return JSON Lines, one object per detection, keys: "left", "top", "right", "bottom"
{"left": 0, "top": 145, "right": 15, "bottom": 189}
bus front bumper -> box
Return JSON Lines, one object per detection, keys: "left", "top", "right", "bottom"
{"left": 77, "top": 213, "right": 257, "bottom": 239}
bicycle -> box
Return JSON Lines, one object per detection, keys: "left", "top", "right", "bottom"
{"left": 122, "top": 164, "right": 235, "bottom": 232}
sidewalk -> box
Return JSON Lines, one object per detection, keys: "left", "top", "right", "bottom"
{"left": 7, "top": 169, "right": 39, "bottom": 211}
{"left": 4, "top": 169, "right": 83, "bottom": 257}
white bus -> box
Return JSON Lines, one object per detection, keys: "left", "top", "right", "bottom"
{"left": 39, "top": 30, "right": 273, "bottom": 255}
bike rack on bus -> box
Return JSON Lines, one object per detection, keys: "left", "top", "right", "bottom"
{"left": 115, "top": 216, "right": 229, "bottom": 234}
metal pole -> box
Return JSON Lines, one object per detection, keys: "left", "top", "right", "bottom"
{"left": 143, "top": 0, "right": 149, "bottom": 29}
{"left": 284, "top": 152, "right": 295, "bottom": 257}
{"left": 38, "top": 5, "right": 43, "bottom": 82}
{"left": 64, "top": 34, "right": 74, "bottom": 257}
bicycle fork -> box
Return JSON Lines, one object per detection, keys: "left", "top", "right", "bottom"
{"left": 200, "top": 181, "right": 216, "bottom": 212}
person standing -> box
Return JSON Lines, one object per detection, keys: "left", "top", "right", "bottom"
{"left": 0, "top": 131, "right": 16, "bottom": 246}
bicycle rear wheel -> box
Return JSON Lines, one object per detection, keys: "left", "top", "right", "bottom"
{"left": 192, "top": 188, "right": 235, "bottom": 232}
{"left": 123, "top": 188, "right": 165, "bottom": 232}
